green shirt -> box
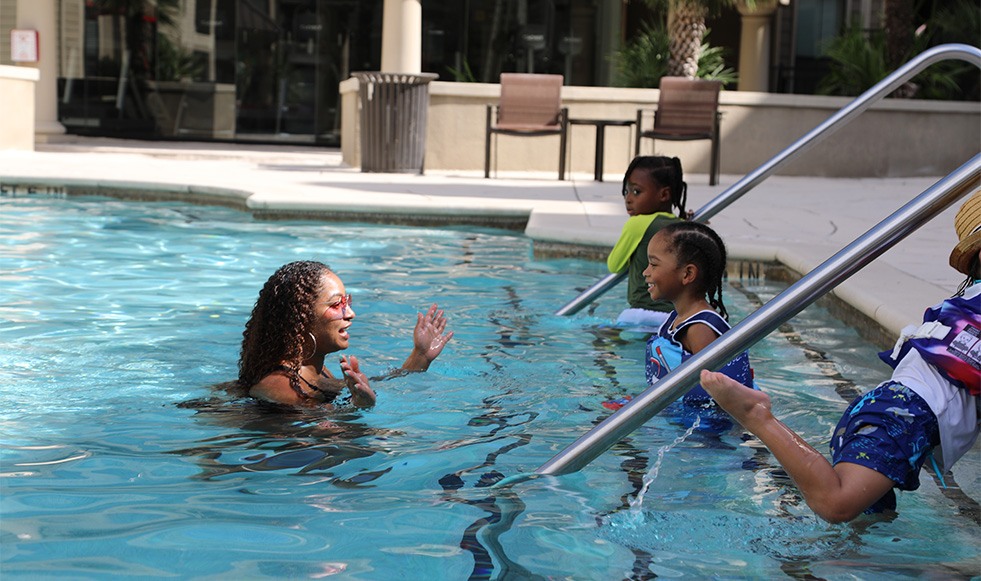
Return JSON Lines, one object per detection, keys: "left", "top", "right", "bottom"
{"left": 607, "top": 212, "right": 680, "bottom": 311}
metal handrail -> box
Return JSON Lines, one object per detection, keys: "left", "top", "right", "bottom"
{"left": 535, "top": 155, "right": 979, "bottom": 477}
{"left": 555, "top": 43, "right": 981, "bottom": 316}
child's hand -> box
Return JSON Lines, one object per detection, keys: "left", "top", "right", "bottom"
{"left": 340, "top": 355, "right": 375, "bottom": 408}
{"left": 413, "top": 304, "right": 454, "bottom": 363}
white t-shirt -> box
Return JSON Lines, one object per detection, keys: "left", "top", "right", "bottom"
{"left": 890, "top": 284, "right": 981, "bottom": 470}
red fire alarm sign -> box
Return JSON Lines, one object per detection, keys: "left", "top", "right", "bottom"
{"left": 11, "top": 29, "right": 40, "bottom": 62}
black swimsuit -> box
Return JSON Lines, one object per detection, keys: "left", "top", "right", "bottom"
{"left": 276, "top": 365, "right": 339, "bottom": 402}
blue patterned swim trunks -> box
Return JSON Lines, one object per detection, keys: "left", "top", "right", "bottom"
{"left": 830, "top": 381, "right": 940, "bottom": 513}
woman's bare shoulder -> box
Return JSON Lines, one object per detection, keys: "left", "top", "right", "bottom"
{"left": 250, "top": 371, "right": 303, "bottom": 405}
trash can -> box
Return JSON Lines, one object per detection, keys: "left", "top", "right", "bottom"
{"left": 352, "top": 72, "right": 439, "bottom": 174}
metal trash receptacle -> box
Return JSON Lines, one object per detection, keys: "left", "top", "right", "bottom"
{"left": 352, "top": 72, "right": 439, "bottom": 174}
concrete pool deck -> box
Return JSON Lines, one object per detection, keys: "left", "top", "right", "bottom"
{"left": 0, "top": 137, "right": 973, "bottom": 345}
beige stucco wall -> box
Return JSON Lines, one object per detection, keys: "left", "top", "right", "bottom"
{"left": 15, "top": 0, "right": 65, "bottom": 140}
{"left": 341, "top": 78, "right": 981, "bottom": 178}
{"left": 0, "top": 65, "right": 39, "bottom": 150}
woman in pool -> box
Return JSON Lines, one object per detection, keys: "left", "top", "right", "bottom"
{"left": 238, "top": 260, "right": 453, "bottom": 408}
{"left": 700, "top": 191, "right": 980, "bottom": 522}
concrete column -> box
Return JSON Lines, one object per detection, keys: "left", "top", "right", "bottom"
{"left": 736, "top": 0, "right": 778, "bottom": 93}
{"left": 17, "top": 0, "right": 66, "bottom": 141}
{"left": 0, "top": 65, "right": 39, "bottom": 150}
{"left": 381, "top": 0, "right": 422, "bottom": 73}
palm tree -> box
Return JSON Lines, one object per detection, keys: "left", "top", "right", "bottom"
{"left": 644, "top": 0, "right": 755, "bottom": 78}
{"left": 883, "top": 0, "right": 914, "bottom": 69}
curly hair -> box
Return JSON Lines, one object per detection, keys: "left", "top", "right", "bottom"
{"left": 660, "top": 221, "right": 729, "bottom": 320}
{"left": 238, "top": 261, "right": 332, "bottom": 392}
{"left": 622, "top": 156, "right": 688, "bottom": 217}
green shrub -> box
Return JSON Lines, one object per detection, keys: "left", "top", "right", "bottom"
{"left": 612, "top": 22, "right": 671, "bottom": 88}
{"left": 819, "top": 2, "right": 979, "bottom": 101}
{"left": 613, "top": 24, "right": 737, "bottom": 88}
{"left": 817, "top": 27, "right": 891, "bottom": 97}
{"left": 696, "top": 39, "right": 738, "bottom": 85}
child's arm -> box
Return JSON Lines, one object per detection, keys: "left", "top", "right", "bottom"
{"left": 607, "top": 215, "right": 655, "bottom": 273}
{"left": 680, "top": 322, "right": 720, "bottom": 354}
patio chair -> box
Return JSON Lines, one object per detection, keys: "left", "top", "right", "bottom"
{"left": 635, "top": 77, "right": 723, "bottom": 185}
{"left": 485, "top": 73, "right": 568, "bottom": 180}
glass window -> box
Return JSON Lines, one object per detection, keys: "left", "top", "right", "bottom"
{"left": 796, "top": 0, "right": 842, "bottom": 58}
{"left": 422, "top": 0, "right": 600, "bottom": 85}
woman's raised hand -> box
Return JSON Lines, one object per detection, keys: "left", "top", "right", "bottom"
{"left": 404, "top": 304, "right": 454, "bottom": 371}
{"left": 415, "top": 304, "right": 454, "bottom": 359}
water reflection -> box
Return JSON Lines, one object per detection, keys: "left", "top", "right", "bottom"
{"left": 173, "top": 389, "right": 399, "bottom": 485}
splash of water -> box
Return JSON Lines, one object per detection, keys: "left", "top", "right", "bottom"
{"left": 626, "top": 415, "right": 701, "bottom": 522}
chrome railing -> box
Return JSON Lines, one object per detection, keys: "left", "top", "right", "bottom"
{"left": 555, "top": 43, "right": 981, "bottom": 316}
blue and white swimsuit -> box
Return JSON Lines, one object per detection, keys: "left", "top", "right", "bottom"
{"left": 646, "top": 309, "right": 755, "bottom": 407}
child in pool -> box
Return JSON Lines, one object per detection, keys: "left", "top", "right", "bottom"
{"left": 700, "top": 190, "right": 981, "bottom": 522}
{"left": 605, "top": 221, "right": 754, "bottom": 415}
{"left": 643, "top": 221, "right": 754, "bottom": 406}
{"left": 607, "top": 156, "right": 688, "bottom": 331}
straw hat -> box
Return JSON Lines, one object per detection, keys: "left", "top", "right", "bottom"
{"left": 949, "top": 189, "right": 981, "bottom": 275}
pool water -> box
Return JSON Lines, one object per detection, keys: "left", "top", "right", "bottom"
{"left": 1, "top": 195, "right": 978, "bottom": 579}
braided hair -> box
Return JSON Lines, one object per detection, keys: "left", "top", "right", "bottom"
{"left": 621, "top": 156, "right": 688, "bottom": 217}
{"left": 660, "top": 221, "right": 729, "bottom": 320}
{"left": 238, "top": 261, "right": 332, "bottom": 393}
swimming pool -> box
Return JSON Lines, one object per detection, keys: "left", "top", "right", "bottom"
{"left": 1, "top": 194, "right": 978, "bottom": 578}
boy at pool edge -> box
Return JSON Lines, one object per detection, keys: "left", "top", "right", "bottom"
{"left": 607, "top": 156, "right": 688, "bottom": 331}
{"left": 701, "top": 190, "right": 981, "bottom": 523}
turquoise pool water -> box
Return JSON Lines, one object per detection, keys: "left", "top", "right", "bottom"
{"left": 1, "top": 194, "right": 978, "bottom": 579}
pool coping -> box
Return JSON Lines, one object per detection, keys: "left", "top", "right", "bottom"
{"left": 0, "top": 177, "right": 534, "bottom": 230}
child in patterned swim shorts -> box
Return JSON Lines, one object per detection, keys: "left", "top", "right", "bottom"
{"left": 699, "top": 190, "right": 981, "bottom": 523}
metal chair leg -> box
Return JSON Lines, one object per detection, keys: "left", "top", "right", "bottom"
{"left": 710, "top": 135, "right": 720, "bottom": 186}
{"left": 558, "top": 109, "right": 568, "bottom": 181}
{"left": 484, "top": 105, "right": 493, "bottom": 179}
{"left": 634, "top": 109, "right": 642, "bottom": 156}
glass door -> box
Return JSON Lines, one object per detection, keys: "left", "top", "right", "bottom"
{"left": 234, "top": 0, "right": 356, "bottom": 145}
{"left": 234, "top": 0, "right": 288, "bottom": 138}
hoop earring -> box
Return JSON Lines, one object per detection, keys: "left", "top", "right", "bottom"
{"left": 302, "top": 332, "right": 317, "bottom": 360}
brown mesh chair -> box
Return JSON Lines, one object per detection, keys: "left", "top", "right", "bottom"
{"left": 485, "top": 73, "right": 568, "bottom": 180}
{"left": 635, "top": 77, "right": 723, "bottom": 185}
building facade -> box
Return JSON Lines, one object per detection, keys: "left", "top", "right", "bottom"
{"left": 2, "top": 0, "right": 892, "bottom": 146}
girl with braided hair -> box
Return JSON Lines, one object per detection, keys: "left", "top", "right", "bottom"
{"left": 238, "top": 261, "right": 453, "bottom": 408}
{"left": 639, "top": 221, "right": 754, "bottom": 412}
{"left": 607, "top": 156, "right": 688, "bottom": 331}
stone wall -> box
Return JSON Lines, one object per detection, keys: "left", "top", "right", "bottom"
{"left": 0, "top": 65, "right": 39, "bottom": 151}
{"left": 341, "top": 78, "right": 980, "bottom": 179}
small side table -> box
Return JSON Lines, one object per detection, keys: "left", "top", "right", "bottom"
{"left": 569, "top": 118, "right": 635, "bottom": 181}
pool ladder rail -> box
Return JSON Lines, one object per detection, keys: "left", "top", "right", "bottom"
{"left": 537, "top": 43, "right": 981, "bottom": 480}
